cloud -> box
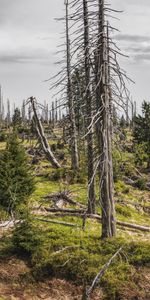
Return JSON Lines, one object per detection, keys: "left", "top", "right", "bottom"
{"left": 114, "top": 34, "right": 150, "bottom": 63}
{"left": 115, "top": 34, "right": 150, "bottom": 43}
{"left": 134, "top": 53, "right": 150, "bottom": 62}
{"left": 0, "top": 51, "right": 51, "bottom": 64}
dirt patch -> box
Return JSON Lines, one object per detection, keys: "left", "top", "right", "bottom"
{"left": 0, "top": 257, "right": 150, "bottom": 300}
{"left": 117, "top": 267, "right": 150, "bottom": 300}
{"left": 0, "top": 257, "right": 103, "bottom": 300}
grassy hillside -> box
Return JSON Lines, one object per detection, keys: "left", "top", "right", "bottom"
{"left": 0, "top": 127, "right": 150, "bottom": 300}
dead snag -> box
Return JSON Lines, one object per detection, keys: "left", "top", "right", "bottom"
{"left": 28, "top": 96, "right": 61, "bottom": 168}
{"left": 65, "top": 0, "right": 79, "bottom": 171}
{"left": 96, "top": 0, "right": 116, "bottom": 238}
{"left": 83, "top": 0, "right": 96, "bottom": 214}
{"left": 85, "top": 247, "right": 123, "bottom": 298}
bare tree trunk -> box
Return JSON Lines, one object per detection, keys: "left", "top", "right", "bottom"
{"left": 29, "top": 97, "right": 61, "bottom": 168}
{"left": 0, "top": 86, "right": 2, "bottom": 130}
{"left": 126, "top": 98, "right": 129, "bottom": 126}
{"left": 106, "top": 23, "right": 116, "bottom": 236}
{"left": 65, "top": 0, "right": 79, "bottom": 171}
{"left": 97, "top": 0, "right": 116, "bottom": 239}
{"left": 52, "top": 101, "right": 55, "bottom": 129}
{"left": 83, "top": 0, "right": 95, "bottom": 214}
{"left": 7, "top": 99, "right": 11, "bottom": 130}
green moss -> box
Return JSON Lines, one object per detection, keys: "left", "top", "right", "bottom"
{"left": 0, "top": 205, "right": 9, "bottom": 221}
{"left": 128, "top": 241, "right": 150, "bottom": 266}
{"left": 116, "top": 204, "right": 132, "bottom": 217}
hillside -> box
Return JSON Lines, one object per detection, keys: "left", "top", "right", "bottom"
{"left": 0, "top": 125, "right": 150, "bottom": 300}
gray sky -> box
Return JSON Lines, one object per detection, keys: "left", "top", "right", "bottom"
{"left": 0, "top": 0, "right": 150, "bottom": 110}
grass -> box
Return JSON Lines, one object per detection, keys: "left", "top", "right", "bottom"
{"left": 9, "top": 219, "right": 150, "bottom": 299}
{"left": 0, "top": 129, "right": 150, "bottom": 299}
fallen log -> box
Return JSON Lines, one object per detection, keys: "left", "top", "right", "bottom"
{"left": 43, "top": 191, "right": 85, "bottom": 208}
{"left": 1, "top": 214, "right": 150, "bottom": 233}
{"left": 42, "top": 212, "right": 150, "bottom": 232}
{"left": 34, "top": 217, "right": 80, "bottom": 228}
{"left": 44, "top": 207, "right": 85, "bottom": 213}
{"left": 84, "top": 247, "right": 123, "bottom": 299}
{"left": 28, "top": 97, "right": 61, "bottom": 169}
{"left": 0, "top": 220, "right": 20, "bottom": 228}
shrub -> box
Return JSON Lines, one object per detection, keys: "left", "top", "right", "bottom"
{"left": 134, "top": 143, "right": 148, "bottom": 167}
{"left": 0, "top": 133, "right": 35, "bottom": 214}
{"left": 134, "top": 178, "right": 147, "bottom": 190}
{"left": 12, "top": 218, "right": 44, "bottom": 258}
{"left": 116, "top": 204, "right": 132, "bottom": 217}
{"left": 0, "top": 132, "right": 6, "bottom": 142}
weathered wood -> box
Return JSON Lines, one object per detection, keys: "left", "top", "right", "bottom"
{"left": 44, "top": 191, "right": 85, "bottom": 208}
{"left": 86, "top": 247, "right": 123, "bottom": 298}
{"left": 65, "top": 0, "right": 79, "bottom": 171}
{"left": 96, "top": 0, "right": 116, "bottom": 238}
{"left": 83, "top": 0, "right": 95, "bottom": 214}
{"left": 0, "top": 220, "right": 20, "bottom": 229}
{"left": 42, "top": 212, "right": 150, "bottom": 232}
{"left": 29, "top": 97, "right": 61, "bottom": 168}
{"left": 44, "top": 207, "right": 85, "bottom": 213}
{"left": 34, "top": 217, "right": 79, "bottom": 228}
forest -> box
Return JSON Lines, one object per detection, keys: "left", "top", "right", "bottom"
{"left": 0, "top": 0, "right": 150, "bottom": 299}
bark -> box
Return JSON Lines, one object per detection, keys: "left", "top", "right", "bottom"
{"left": 43, "top": 212, "right": 150, "bottom": 232}
{"left": 96, "top": 0, "right": 116, "bottom": 239}
{"left": 106, "top": 23, "right": 116, "bottom": 236}
{"left": 44, "top": 191, "right": 85, "bottom": 208}
{"left": 30, "top": 97, "right": 61, "bottom": 168}
{"left": 65, "top": 0, "right": 79, "bottom": 171}
{"left": 44, "top": 207, "right": 85, "bottom": 213}
{"left": 86, "top": 247, "right": 123, "bottom": 298}
{"left": 126, "top": 98, "right": 129, "bottom": 126}
{"left": 34, "top": 217, "right": 79, "bottom": 228}
{"left": 83, "top": 0, "right": 96, "bottom": 214}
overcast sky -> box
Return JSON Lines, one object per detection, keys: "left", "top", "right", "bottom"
{"left": 0, "top": 0, "right": 150, "bottom": 111}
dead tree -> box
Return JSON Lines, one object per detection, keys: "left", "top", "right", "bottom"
{"left": 96, "top": 0, "right": 116, "bottom": 238}
{"left": 7, "top": 99, "right": 11, "bottom": 130}
{"left": 27, "top": 96, "right": 61, "bottom": 168}
{"left": 125, "top": 97, "right": 129, "bottom": 126}
{"left": 83, "top": 0, "right": 96, "bottom": 214}
{"left": 50, "top": 0, "right": 130, "bottom": 238}
{"left": 65, "top": 0, "right": 79, "bottom": 171}
{"left": 52, "top": 101, "right": 55, "bottom": 128}
{"left": 22, "top": 100, "right": 26, "bottom": 125}
{"left": 0, "top": 85, "right": 2, "bottom": 129}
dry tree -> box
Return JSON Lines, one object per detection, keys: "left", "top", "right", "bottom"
{"left": 26, "top": 97, "right": 61, "bottom": 169}
{"left": 48, "top": 0, "right": 79, "bottom": 171}
{"left": 49, "top": 0, "right": 132, "bottom": 238}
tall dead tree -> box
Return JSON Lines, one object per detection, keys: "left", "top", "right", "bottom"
{"left": 52, "top": 101, "right": 55, "bottom": 128}
{"left": 125, "top": 97, "right": 129, "bottom": 126}
{"left": 22, "top": 100, "right": 26, "bottom": 125}
{"left": 46, "top": 103, "right": 49, "bottom": 124}
{"left": 52, "top": 0, "right": 129, "bottom": 238}
{"left": 65, "top": 0, "right": 79, "bottom": 171}
{"left": 83, "top": 0, "right": 95, "bottom": 213}
{"left": 96, "top": 0, "right": 116, "bottom": 238}
{"left": 0, "top": 85, "right": 2, "bottom": 129}
{"left": 27, "top": 97, "right": 61, "bottom": 169}
{"left": 7, "top": 99, "right": 11, "bottom": 129}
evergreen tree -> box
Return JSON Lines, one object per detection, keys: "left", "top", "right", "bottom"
{"left": 12, "top": 108, "right": 22, "bottom": 128}
{"left": 120, "top": 115, "right": 126, "bottom": 128}
{"left": 133, "top": 101, "right": 150, "bottom": 168}
{"left": 0, "top": 133, "right": 35, "bottom": 215}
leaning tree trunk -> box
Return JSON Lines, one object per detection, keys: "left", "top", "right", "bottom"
{"left": 29, "top": 97, "right": 61, "bottom": 169}
{"left": 96, "top": 0, "right": 116, "bottom": 239}
{"left": 65, "top": 0, "right": 79, "bottom": 171}
{"left": 83, "top": 0, "right": 95, "bottom": 214}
